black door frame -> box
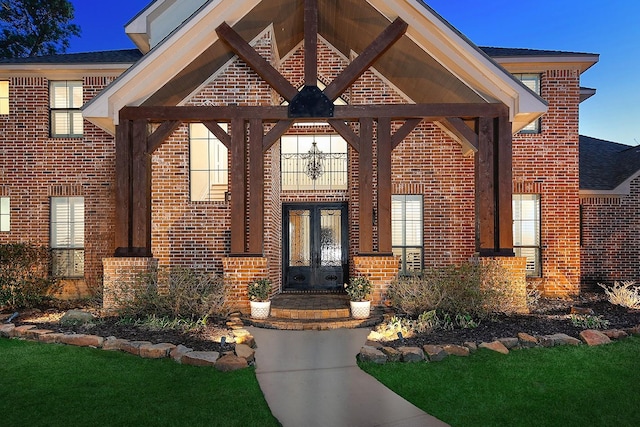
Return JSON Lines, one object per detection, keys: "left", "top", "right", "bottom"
{"left": 282, "top": 202, "right": 348, "bottom": 291}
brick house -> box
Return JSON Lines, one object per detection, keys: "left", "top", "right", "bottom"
{"left": 0, "top": 0, "right": 602, "bottom": 309}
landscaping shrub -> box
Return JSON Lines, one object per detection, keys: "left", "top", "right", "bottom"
{"left": 113, "top": 266, "right": 228, "bottom": 321}
{"left": 0, "top": 243, "right": 61, "bottom": 310}
{"left": 599, "top": 281, "right": 640, "bottom": 309}
{"left": 386, "top": 260, "right": 520, "bottom": 319}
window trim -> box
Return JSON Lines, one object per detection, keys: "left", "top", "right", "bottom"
{"left": 513, "top": 193, "right": 542, "bottom": 278}
{"left": 50, "top": 196, "right": 85, "bottom": 278}
{"left": 392, "top": 194, "right": 424, "bottom": 276}
{"left": 49, "top": 81, "right": 83, "bottom": 138}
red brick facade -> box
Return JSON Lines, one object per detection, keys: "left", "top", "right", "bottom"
{"left": 1, "top": 26, "right": 589, "bottom": 305}
{"left": 581, "top": 178, "right": 640, "bottom": 287}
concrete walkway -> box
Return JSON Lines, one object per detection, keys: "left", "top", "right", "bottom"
{"left": 247, "top": 327, "right": 449, "bottom": 427}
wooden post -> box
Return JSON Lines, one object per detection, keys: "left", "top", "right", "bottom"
{"left": 114, "top": 120, "right": 132, "bottom": 255}
{"left": 248, "top": 119, "right": 264, "bottom": 255}
{"left": 498, "top": 115, "right": 514, "bottom": 255}
{"left": 131, "top": 119, "right": 152, "bottom": 256}
{"left": 359, "top": 118, "right": 374, "bottom": 254}
{"left": 477, "top": 116, "right": 496, "bottom": 254}
{"left": 230, "top": 118, "right": 247, "bottom": 254}
{"left": 377, "top": 118, "right": 392, "bottom": 254}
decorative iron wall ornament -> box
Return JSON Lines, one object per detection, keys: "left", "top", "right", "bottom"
{"left": 302, "top": 141, "right": 327, "bottom": 180}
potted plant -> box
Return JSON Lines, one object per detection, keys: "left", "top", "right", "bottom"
{"left": 345, "top": 276, "right": 372, "bottom": 319}
{"left": 248, "top": 278, "right": 271, "bottom": 319}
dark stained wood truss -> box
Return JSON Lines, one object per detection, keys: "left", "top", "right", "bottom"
{"left": 114, "top": 0, "right": 514, "bottom": 259}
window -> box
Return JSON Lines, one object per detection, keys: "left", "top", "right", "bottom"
{"left": 281, "top": 134, "right": 348, "bottom": 191}
{"left": 190, "top": 123, "right": 228, "bottom": 202}
{"left": 0, "top": 81, "right": 8, "bottom": 115}
{"left": 50, "top": 81, "right": 83, "bottom": 137}
{"left": 51, "top": 197, "right": 84, "bottom": 277}
{"left": 513, "top": 194, "right": 541, "bottom": 277}
{"left": 0, "top": 197, "right": 9, "bottom": 232}
{"left": 392, "top": 195, "right": 423, "bottom": 275}
{"left": 514, "top": 73, "right": 541, "bottom": 133}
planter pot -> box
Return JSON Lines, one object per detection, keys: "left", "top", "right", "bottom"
{"left": 250, "top": 300, "right": 271, "bottom": 319}
{"left": 350, "top": 300, "right": 371, "bottom": 319}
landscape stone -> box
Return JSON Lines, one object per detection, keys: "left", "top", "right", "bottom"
{"left": 235, "top": 343, "right": 255, "bottom": 363}
{"left": 443, "top": 344, "right": 470, "bottom": 357}
{"left": 545, "top": 333, "right": 581, "bottom": 346}
{"left": 120, "top": 340, "right": 152, "bottom": 355}
{"left": 464, "top": 341, "right": 477, "bottom": 352}
{"left": 215, "top": 354, "right": 248, "bottom": 372}
{"left": 398, "top": 346, "right": 425, "bottom": 362}
{"left": 359, "top": 346, "right": 388, "bottom": 364}
{"left": 498, "top": 337, "right": 519, "bottom": 349}
{"left": 479, "top": 341, "right": 509, "bottom": 354}
{"left": 60, "top": 310, "right": 95, "bottom": 325}
{"left": 366, "top": 330, "right": 384, "bottom": 342}
{"left": 38, "top": 333, "right": 64, "bottom": 343}
{"left": 602, "top": 329, "right": 628, "bottom": 340}
{"left": 423, "top": 344, "right": 447, "bottom": 361}
{"left": 626, "top": 325, "right": 640, "bottom": 336}
{"left": 59, "top": 334, "right": 104, "bottom": 348}
{"left": 518, "top": 332, "right": 538, "bottom": 347}
{"left": 0, "top": 324, "right": 16, "bottom": 337}
{"left": 182, "top": 351, "right": 220, "bottom": 367}
{"left": 25, "top": 329, "right": 53, "bottom": 340}
{"left": 140, "top": 343, "right": 176, "bottom": 359}
{"left": 102, "top": 337, "right": 129, "bottom": 351}
{"left": 381, "top": 346, "right": 402, "bottom": 362}
{"left": 11, "top": 324, "right": 36, "bottom": 337}
{"left": 170, "top": 344, "right": 193, "bottom": 363}
{"left": 579, "top": 330, "right": 611, "bottom": 346}
{"left": 570, "top": 306, "right": 595, "bottom": 315}
{"left": 365, "top": 339, "right": 383, "bottom": 349}
{"left": 537, "top": 335, "right": 555, "bottom": 347}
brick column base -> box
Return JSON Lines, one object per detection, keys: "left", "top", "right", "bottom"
{"left": 222, "top": 256, "right": 269, "bottom": 313}
{"left": 479, "top": 256, "right": 529, "bottom": 314}
{"left": 352, "top": 255, "right": 400, "bottom": 306}
{"left": 102, "top": 257, "right": 158, "bottom": 312}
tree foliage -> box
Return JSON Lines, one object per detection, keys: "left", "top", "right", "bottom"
{"left": 0, "top": 0, "right": 80, "bottom": 59}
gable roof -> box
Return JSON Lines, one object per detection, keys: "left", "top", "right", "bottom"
{"left": 580, "top": 135, "right": 640, "bottom": 194}
{"left": 0, "top": 49, "right": 143, "bottom": 65}
{"left": 82, "top": 0, "right": 548, "bottom": 135}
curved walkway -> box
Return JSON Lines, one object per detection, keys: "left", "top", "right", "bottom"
{"left": 247, "top": 327, "right": 448, "bottom": 427}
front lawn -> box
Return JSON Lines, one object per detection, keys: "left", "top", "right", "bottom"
{"left": 360, "top": 337, "right": 640, "bottom": 426}
{"left": 0, "top": 339, "right": 279, "bottom": 427}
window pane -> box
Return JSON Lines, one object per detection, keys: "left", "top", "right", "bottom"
{"left": 52, "top": 111, "right": 70, "bottom": 135}
{"left": 50, "top": 197, "right": 84, "bottom": 277}
{"left": 513, "top": 194, "right": 541, "bottom": 277}
{"left": 0, "top": 197, "right": 9, "bottom": 232}
{"left": 0, "top": 81, "right": 8, "bottom": 115}
{"left": 189, "top": 123, "right": 228, "bottom": 201}
{"left": 392, "top": 195, "right": 424, "bottom": 275}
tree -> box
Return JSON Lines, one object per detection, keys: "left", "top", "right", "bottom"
{"left": 0, "top": 0, "right": 80, "bottom": 59}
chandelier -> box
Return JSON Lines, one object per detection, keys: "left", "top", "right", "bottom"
{"left": 302, "top": 141, "right": 327, "bottom": 180}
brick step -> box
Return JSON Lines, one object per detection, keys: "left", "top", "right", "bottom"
{"left": 270, "top": 306, "right": 351, "bottom": 319}
{"left": 244, "top": 312, "right": 384, "bottom": 331}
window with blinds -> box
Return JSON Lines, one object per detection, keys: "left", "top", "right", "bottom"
{"left": 50, "top": 81, "right": 83, "bottom": 137}
{"left": 189, "top": 123, "right": 229, "bottom": 202}
{"left": 392, "top": 195, "right": 423, "bottom": 275}
{"left": 514, "top": 74, "right": 541, "bottom": 133}
{"left": 50, "top": 197, "right": 84, "bottom": 277}
{"left": 0, "top": 197, "right": 9, "bottom": 232}
{"left": 0, "top": 81, "right": 8, "bottom": 115}
{"left": 513, "top": 194, "right": 541, "bottom": 277}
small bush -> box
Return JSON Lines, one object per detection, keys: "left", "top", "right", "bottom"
{"left": 0, "top": 243, "right": 61, "bottom": 310}
{"left": 599, "top": 281, "right": 640, "bottom": 309}
{"left": 113, "top": 266, "right": 228, "bottom": 321}
{"left": 569, "top": 314, "right": 610, "bottom": 330}
{"left": 386, "top": 260, "right": 520, "bottom": 319}
{"left": 248, "top": 278, "right": 271, "bottom": 302}
{"left": 344, "top": 276, "right": 372, "bottom": 301}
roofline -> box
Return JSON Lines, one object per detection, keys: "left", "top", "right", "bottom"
{"left": 492, "top": 54, "right": 599, "bottom": 74}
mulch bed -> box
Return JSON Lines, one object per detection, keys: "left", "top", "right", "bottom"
{"left": 4, "top": 293, "right": 639, "bottom": 352}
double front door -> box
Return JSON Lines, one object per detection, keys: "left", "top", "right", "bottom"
{"left": 283, "top": 203, "right": 347, "bottom": 291}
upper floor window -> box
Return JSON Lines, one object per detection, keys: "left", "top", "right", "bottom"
{"left": 50, "top": 196, "right": 84, "bottom": 278}
{"left": 0, "top": 81, "right": 8, "bottom": 115}
{"left": 514, "top": 73, "right": 541, "bottom": 133}
{"left": 189, "top": 123, "right": 228, "bottom": 202}
{"left": 392, "top": 195, "right": 423, "bottom": 275}
{"left": 0, "top": 197, "right": 9, "bottom": 232}
{"left": 281, "top": 134, "right": 348, "bottom": 191}
{"left": 50, "top": 81, "right": 83, "bottom": 137}
{"left": 513, "top": 194, "right": 541, "bottom": 277}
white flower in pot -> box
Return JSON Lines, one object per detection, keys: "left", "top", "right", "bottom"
{"left": 345, "top": 276, "right": 372, "bottom": 319}
{"left": 248, "top": 278, "right": 271, "bottom": 319}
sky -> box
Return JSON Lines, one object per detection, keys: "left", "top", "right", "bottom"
{"left": 67, "top": 0, "right": 640, "bottom": 145}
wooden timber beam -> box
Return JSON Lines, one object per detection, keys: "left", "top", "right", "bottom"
{"left": 263, "top": 120, "right": 294, "bottom": 151}
{"left": 391, "top": 118, "right": 423, "bottom": 150}
{"left": 131, "top": 119, "right": 152, "bottom": 256}
{"left": 203, "top": 121, "right": 231, "bottom": 148}
{"left": 248, "top": 119, "right": 264, "bottom": 254}
{"left": 328, "top": 119, "right": 360, "bottom": 152}
{"left": 216, "top": 22, "right": 299, "bottom": 102}
{"left": 120, "top": 103, "right": 507, "bottom": 122}
{"left": 230, "top": 118, "right": 247, "bottom": 255}
{"left": 147, "top": 120, "right": 181, "bottom": 153}
{"left": 437, "top": 117, "right": 478, "bottom": 155}
{"left": 377, "top": 118, "right": 393, "bottom": 254}
{"left": 497, "top": 115, "right": 514, "bottom": 254}
{"left": 359, "top": 118, "right": 374, "bottom": 254}
{"left": 304, "top": 0, "right": 318, "bottom": 86}
{"left": 324, "top": 18, "right": 408, "bottom": 101}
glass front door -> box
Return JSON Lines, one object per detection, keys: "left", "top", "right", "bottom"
{"left": 283, "top": 203, "right": 347, "bottom": 291}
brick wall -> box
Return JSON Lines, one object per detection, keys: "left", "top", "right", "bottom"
{"left": 222, "top": 256, "right": 269, "bottom": 312}
{"left": 581, "top": 177, "right": 640, "bottom": 287}
{"left": 102, "top": 257, "right": 158, "bottom": 311}
{"left": 352, "top": 255, "right": 400, "bottom": 305}
{"left": 512, "top": 69, "right": 582, "bottom": 296}
{"left": 0, "top": 75, "right": 117, "bottom": 298}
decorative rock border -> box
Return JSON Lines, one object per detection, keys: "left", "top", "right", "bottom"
{"left": 359, "top": 326, "right": 640, "bottom": 364}
{"left": 0, "top": 314, "right": 255, "bottom": 372}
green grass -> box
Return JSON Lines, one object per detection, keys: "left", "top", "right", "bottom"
{"left": 0, "top": 339, "right": 280, "bottom": 427}
{"left": 360, "top": 337, "right": 640, "bottom": 427}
